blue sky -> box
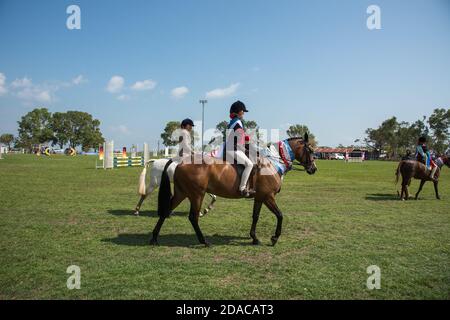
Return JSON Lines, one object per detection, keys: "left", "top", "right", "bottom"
{"left": 0, "top": 0, "right": 449, "bottom": 149}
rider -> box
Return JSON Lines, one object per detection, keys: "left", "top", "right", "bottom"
{"left": 402, "top": 149, "right": 413, "bottom": 161}
{"left": 226, "top": 100, "right": 255, "bottom": 197}
{"left": 177, "top": 118, "right": 194, "bottom": 162}
{"left": 415, "top": 136, "right": 437, "bottom": 180}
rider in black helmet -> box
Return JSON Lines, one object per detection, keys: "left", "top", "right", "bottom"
{"left": 226, "top": 100, "right": 255, "bottom": 197}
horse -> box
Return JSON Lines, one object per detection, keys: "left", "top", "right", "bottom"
{"left": 150, "top": 133, "right": 317, "bottom": 247}
{"left": 395, "top": 155, "right": 450, "bottom": 200}
{"left": 134, "top": 158, "right": 217, "bottom": 216}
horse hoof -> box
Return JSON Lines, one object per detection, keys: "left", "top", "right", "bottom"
{"left": 204, "top": 241, "right": 211, "bottom": 247}
{"left": 270, "top": 236, "right": 278, "bottom": 246}
{"left": 149, "top": 239, "right": 159, "bottom": 246}
{"left": 134, "top": 211, "right": 140, "bottom": 216}
{"left": 252, "top": 239, "right": 261, "bottom": 245}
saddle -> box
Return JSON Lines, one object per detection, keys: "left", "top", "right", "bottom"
{"left": 234, "top": 164, "right": 257, "bottom": 191}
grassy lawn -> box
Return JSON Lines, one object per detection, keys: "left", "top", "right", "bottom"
{"left": 0, "top": 154, "right": 449, "bottom": 299}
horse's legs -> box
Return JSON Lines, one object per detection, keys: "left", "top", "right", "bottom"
{"left": 264, "top": 196, "right": 283, "bottom": 246}
{"left": 400, "top": 181, "right": 405, "bottom": 200}
{"left": 200, "top": 193, "right": 217, "bottom": 217}
{"left": 150, "top": 216, "right": 166, "bottom": 245}
{"left": 188, "top": 194, "right": 209, "bottom": 246}
{"left": 405, "top": 180, "right": 410, "bottom": 200}
{"left": 150, "top": 187, "right": 186, "bottom": 245}
{"left": 401, "top": 177, "right": 410, "bottom": 200}
{"left": 134, "top": 194, "right": 148, "bottom": 216}
{"left": 433, "top": 180, "right": 440, "bottom": 200}
{"left": 415, "top": 180, "right": 426, "bottom": 200}
{"left": 135, "top": 179, "right": 156, "bottom": 215}
{"left": 250, "top": 201, "right": 262, "bottom": 245}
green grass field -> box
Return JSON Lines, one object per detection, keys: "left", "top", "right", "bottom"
{"left": 0, "top": 155, "right": 449, "bottom": 299}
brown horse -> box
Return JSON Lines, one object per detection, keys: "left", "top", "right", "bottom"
{"left": 150, "top": 133, "right": 317, "bottom": 247}
{"left": 396, "top": 155, "right": 450, "bottom": 200}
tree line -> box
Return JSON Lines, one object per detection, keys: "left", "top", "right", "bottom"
{"left": 364, "top": 108, "right": 449, "bottom": 158}
{"left": 160, "top": 120, "right": 317, "bottom": 148}
{"left": 0, "top": 108, "right": 104, "bottom": 152}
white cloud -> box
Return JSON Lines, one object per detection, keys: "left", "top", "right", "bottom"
{"left": 6, "top": 76, "right": 53, "bottom": 104}
{"left": 111, "top": 125, "right": 130, "bottom": 135}
{"left": 11, "top": 77, "right": 32, "bottom": 88}
{"left": 171, "top": 86, "right": 189, "bottom": 99}
{"left": 131, "top": 79, "right": 157, "bottom": 91}
{"left": 3, "top": 74, "right": 86, "bottom": 104}
{"left": 0, "top": 73, "right": 7, "bottom": 95}
{"left": 72, "top": 75, "right": 86, "bottom": 85}
{"left": 119, "top": 125, "right": 130, "bottom": 134}
{"left": 16, "top": 87, "right": 52, "bottom": 103}
{"left": 117, "top": 94, "right": 130, "bottom": 101}
{"left": 107, "top": 75, "right": 125, "bottom": 93}
{"left": 206, "top": 83, "right": 240, "bottom": 99}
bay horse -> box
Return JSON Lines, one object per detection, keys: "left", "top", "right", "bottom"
{"left": 150, "top": 133, "right": 317, "bottom": 247}
{"left": 395, "top": 155, "right": 450, "bottom": 200}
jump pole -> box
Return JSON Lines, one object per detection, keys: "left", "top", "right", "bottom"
{"left": 95, "top": 141, "right": 149, "bottom": 169}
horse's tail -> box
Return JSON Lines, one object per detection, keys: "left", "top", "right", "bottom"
{"left": 157, "top": 159, "right": 173, "bottom": 218}
{"left": 138, "top": 160, "right": 153, "bottom": 196}
{"left": 395, "top": 161, "right": 402, "bottom": 185}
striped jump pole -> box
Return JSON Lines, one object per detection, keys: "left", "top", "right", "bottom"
{"left": 96, "top": 141, "right": 150, "bottom": 169}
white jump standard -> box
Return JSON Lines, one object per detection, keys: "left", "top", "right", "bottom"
{"left": 96, "top": 141, "right": 149, "bottom": 169}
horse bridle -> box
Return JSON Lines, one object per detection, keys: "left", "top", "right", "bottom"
{"left": 297, "top": 140, "right": 313, "bottom": 169}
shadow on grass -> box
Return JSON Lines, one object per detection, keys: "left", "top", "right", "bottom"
{"left": 107, "top": 209, "right": 188, "bottom": 217}
{"left": 102, "top": 233, "right": 251, "bottom": 247}
{"left": 365, "top": 193, "right": 399, "bottom": 201}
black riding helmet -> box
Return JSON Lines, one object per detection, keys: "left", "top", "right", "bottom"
{"left": 230, "top": 100, "right": 249, "bottom": 114}
{"left": 181, "top": 118, "right": 195, "bottom": 127}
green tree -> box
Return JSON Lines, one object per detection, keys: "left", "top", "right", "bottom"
{"left": 17, "top": 108, "right": 54, "bottom": 151}
{"left": 212, "top": 119, "right": 260, "bottom": 145}
{"left": 365, "top": 117, "right": 401, "bottom": 158}
{"left": 286, "top": 124, "right": 317, "bottom": 147}
{"left": 161, "top": 121, "right": 181, "bottom": 147}
{"left": 0, "top": 133, "right": 15, "bottom": 149}
{"left": 51, "top": 112, "right": 72, "bottom": 148}
{"left": 62, "top": 111, "right": 104, "bottom": 151}
{"left": 243, "top": 120, "right": 261, "bottom": 142}
{"left": 428, "top": 108, "right": 450, "bottom": 154}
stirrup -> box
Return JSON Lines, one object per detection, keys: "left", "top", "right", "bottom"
{"left": 240, "top": 189, "right": 256, "bottom": 198}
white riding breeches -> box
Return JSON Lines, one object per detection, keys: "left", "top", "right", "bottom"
{"left": 235, "top": 150, "right": 254, "bottom": 191}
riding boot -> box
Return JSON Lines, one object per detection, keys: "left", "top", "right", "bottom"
{"left": 430, "top": 166, "right": 437, "bottom": 181}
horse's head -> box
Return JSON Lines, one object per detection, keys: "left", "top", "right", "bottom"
{"left": 289, "top": 133, "right": 317, "bottom": 175}
{"left": 442, "top": 155, "right": 450, "bottom": 168}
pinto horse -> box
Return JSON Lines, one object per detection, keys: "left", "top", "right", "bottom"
{"left": 396, "top": 155, "right": 450, "bottom": 200}
{"left": 150, "top": 133, "right": 317, "bottom": 247}
{"left": 134, "top": 159, "right": 217, "bottom": 216}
